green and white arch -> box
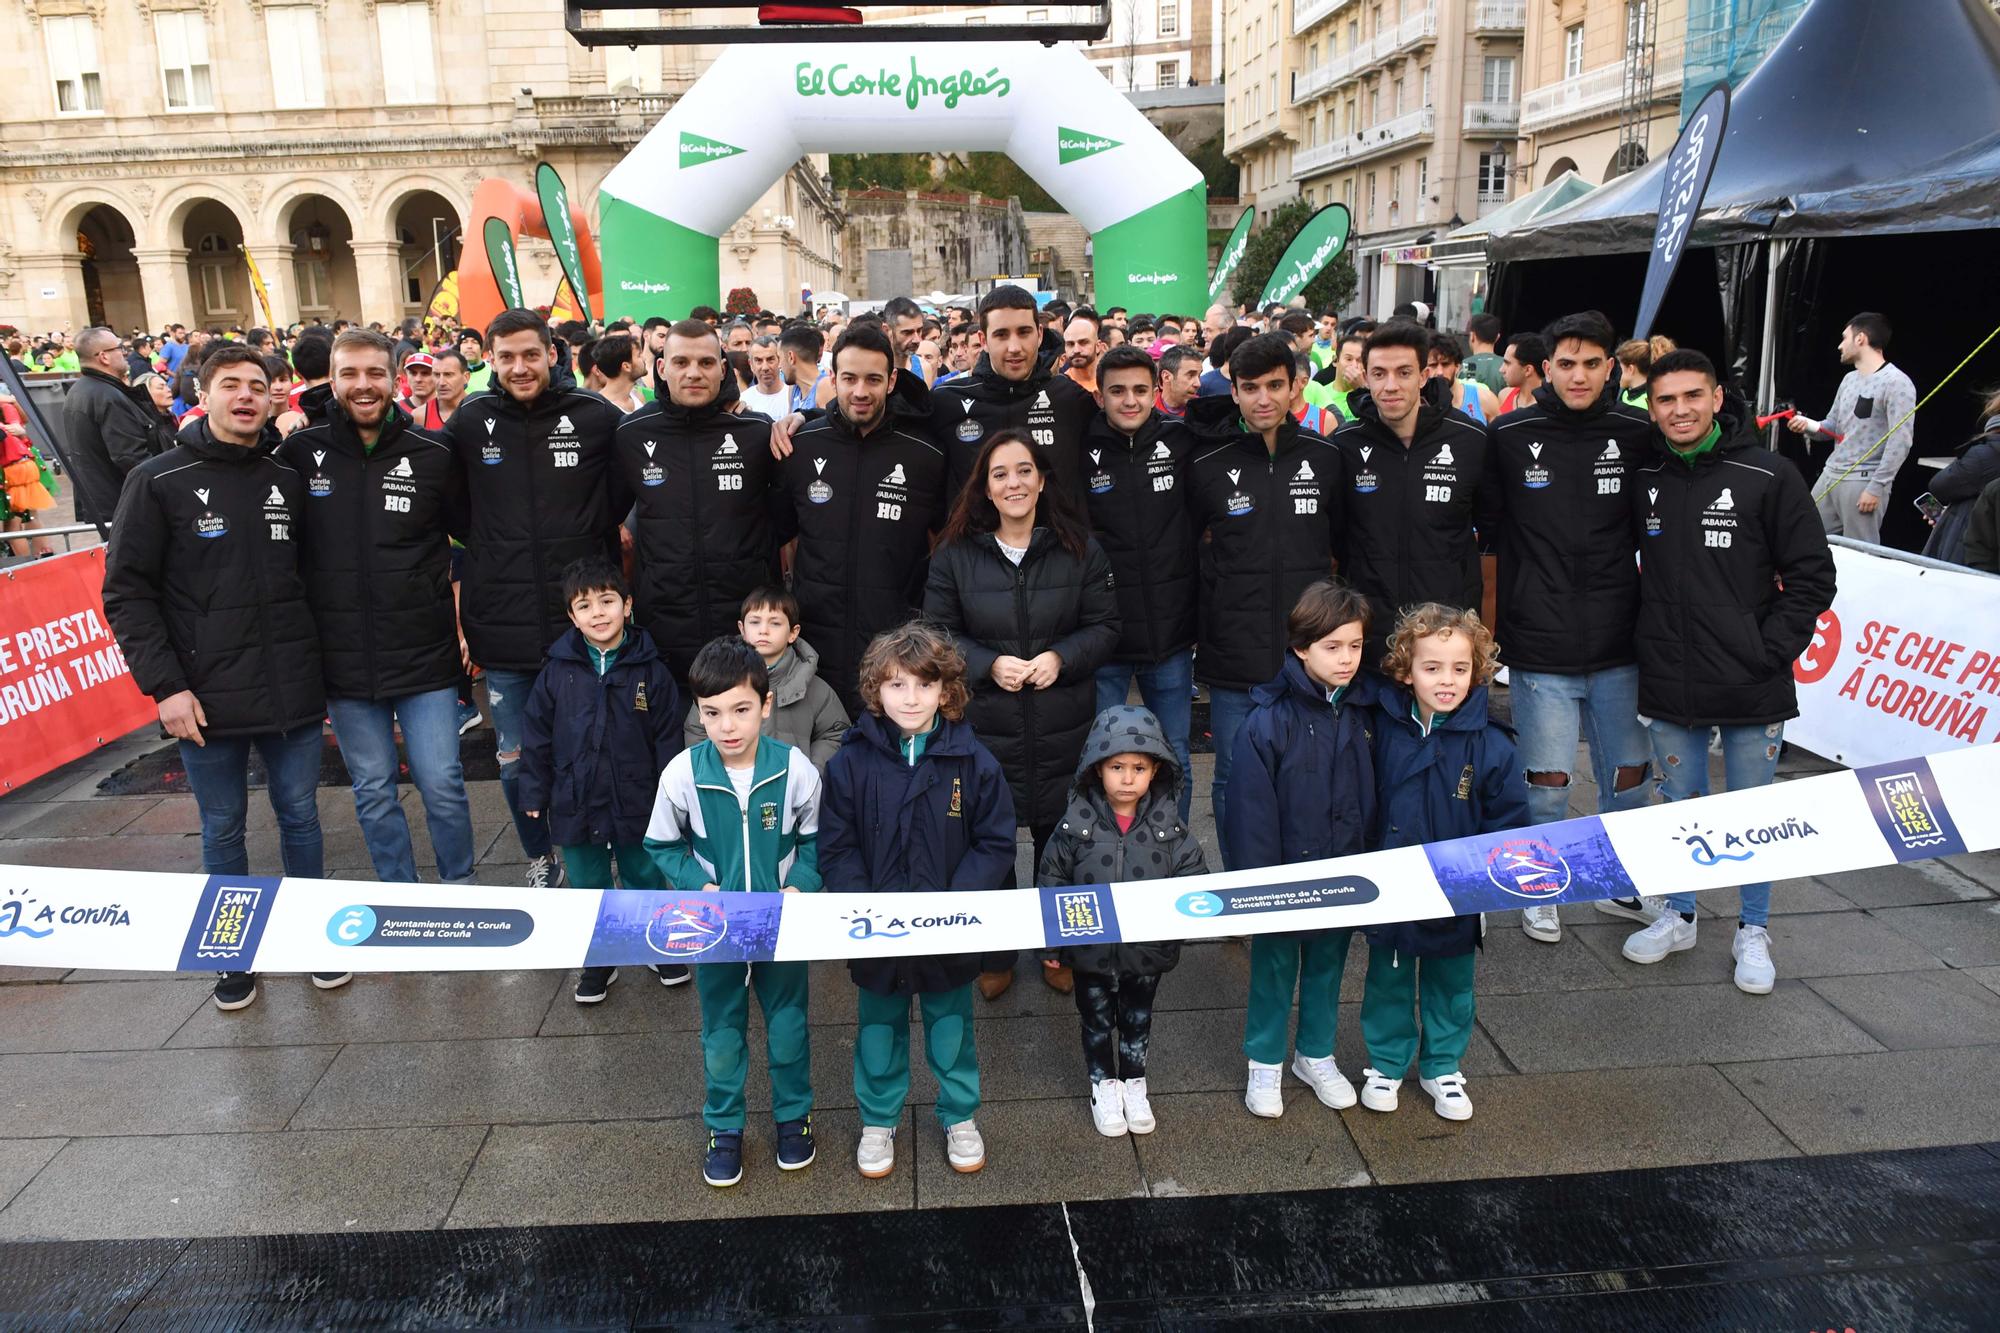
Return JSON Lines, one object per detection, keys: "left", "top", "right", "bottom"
{"left": 597, "top": 41, "right": 1208, "bottom": 319}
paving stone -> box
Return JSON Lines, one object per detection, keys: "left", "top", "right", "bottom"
{"left": 113, "top": 796, "right": 204, "bottom": 836}
{"left": 1476, "top": 982, "right": 1881, "bottom": 1074}
{"left": 1131, "top": 1091, "right": 1371, "bottom": 1197}
{"left": 1803, "top": 970, "right": 2000, "bottom": 1050}
{"left": 1870, "top": 901, "right": 2000, "bottom": 968}
{"left": 1816, "top": 861, "right": 1992, "bottom": 909}
{"left": 289, "top": 1031, "right": 698, "bottom": 1130}
{"left": 0, "top": 1045, "right": 338, "bottom": 1137}
{"left": 536, "top": 965, "right": 727, "bottom": 1037}
{"left": 1339, "top": 1065, "right": 1798, "bottom": 1185}
{"left": 1147, "top": 940, "right": 1253, "bottom": 1012}
{"left": 0, "top": 1127, "right": 486, "bottom": 1242}
{"left": 0, "top": 978, "right": 210, "bottom": 1053}
{"left": 446, "top": 1109, "right": 915, "bottom": 1228}
{"left": 0, "top": 834, "right": 204, "bottom": 873}
{"left": 910, "top": 1096, "right": 1147, "bottom": 1208}
{"left": 1721, "top": 1045, "right": 2000, "bottom": 1155}
{"left": 1691, "top": 876, "right": 1859, "bottom": 918}
{"left": 1567, "top": 910, "right": 1945, "bottom": 986}
{"left": 1464, "top": 919, "right": 1624, "bottom": 995}
{"left": 0, "top": 798, "right": 160, "bottom": 840}
{"left": 1941, "top": 851, "right": 2000, "bottom": 895}
{"left": 0, "top": 967, "right": 70, "bottom": 984}
{"left": 166, "top": 971, "right": 567, "bottom": 1049}
{"left": 1965, "top": 966, "right": 2000, "bottom": 999}
{"left": 0, "top": 1138, "right": 64, "bottom": 1213}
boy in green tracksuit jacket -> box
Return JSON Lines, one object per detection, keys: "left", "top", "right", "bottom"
{"left": 646, "top": 637, "right": 823, "bottom": 1189}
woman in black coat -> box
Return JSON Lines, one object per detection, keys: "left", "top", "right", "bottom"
{"left": 1921, "top": 392, "right": 2000, "bottom": 567}
{"left": 923, "top": 428, "right": 1121, "bottom": 998}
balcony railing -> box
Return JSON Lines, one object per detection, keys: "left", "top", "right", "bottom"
{"left": 1292, "top": 105, "right": 1435, "bottom": 178}
{"left": 1307, "top": 4, "right": 1439, "bottom": 94}
{"left": 1462, "top": 100, "right": 1520, "bottom": 133}
{"left": 1292, "top": 0, "right": 1357, "bottom": 37}
{"left": 532, "top": 91, "right": 676, "bottom": 120}
{"left": 1471, "top": 0, "right": 1526, "bottom": 30}
{"left": 1292, "top": 61, "right": 1335, "bottom": 105}
{"left": 1520, "top": 38, "right": 1687, "bottom": 134}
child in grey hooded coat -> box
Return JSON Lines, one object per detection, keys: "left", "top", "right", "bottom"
{"left": 1037, "top": 705, "right": 1209, "bottom": 1137}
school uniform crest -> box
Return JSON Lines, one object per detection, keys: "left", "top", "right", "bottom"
{"left": 633, "top": 682, "right": 649, "bottom": 712}
{"left": 948, "top": 777, "right": 963, "bottom": 817}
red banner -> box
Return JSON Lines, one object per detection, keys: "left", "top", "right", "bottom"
{"left": 0, "top": 547, "right": 157, "bottom": 792}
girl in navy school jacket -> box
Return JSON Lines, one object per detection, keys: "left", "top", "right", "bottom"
{"left": 1357, "top": 603, "right": 1529, "bottom": 1125}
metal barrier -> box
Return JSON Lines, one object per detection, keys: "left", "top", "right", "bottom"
{"left": 1828, "top": 533, "right": 1999, "bottom": 580}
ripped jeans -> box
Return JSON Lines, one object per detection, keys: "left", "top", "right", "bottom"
{"left": 483, "top": 667, "right": 552, "bottom": 861}
{"left": 1646, "top": 718, "right": 1784, "bottom": 927}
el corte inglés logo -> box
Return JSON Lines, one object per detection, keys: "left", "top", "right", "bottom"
{"left": 680, "top": 132, "right": 745, "bottom": 168}
{"left": 794, "top": 58, "right": 1012, "bottom": 109}
{"left": 1058, "top": 126, "right": 1122, "bottom": 164}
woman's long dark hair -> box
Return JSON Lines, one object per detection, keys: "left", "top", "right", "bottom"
{"left": 937, "top": 428, "right": 1091, "bottom": 561}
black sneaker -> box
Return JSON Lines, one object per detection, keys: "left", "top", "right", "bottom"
{"left": 574, "top": 966, "right": 618, "bottom": 1004}
{"left": 653, "top": 963, "right": 691, "bottom": 987}
{"left": 213, "top": 972, "right": 257, "bottom": 1011}
{"left": 704, "top": 1130, "right": 744, "bottom": 1187}
{"left": 311, "top": 972, "right": 352, "bottom": 990}
{"left": 776, "top": 1116, "right": 815, "bottom": 1171}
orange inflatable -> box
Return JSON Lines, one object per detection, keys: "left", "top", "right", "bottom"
{"left": 458, "top": 178, "right": 604, "bottom": 336}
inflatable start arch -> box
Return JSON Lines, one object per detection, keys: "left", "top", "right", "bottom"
{"left": 597, "top": 41, "right": 1209, "bottom": 319}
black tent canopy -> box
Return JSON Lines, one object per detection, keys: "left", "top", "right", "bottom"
{"left": 1492, "top": 0, "right": 2000, "bottom": 262}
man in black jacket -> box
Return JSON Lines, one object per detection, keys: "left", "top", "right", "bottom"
{"left": 774, "top": 322, "right": 948, "bottom": 709}
{"left": 1486, "top": 310, "right": 1659, "bottom": 945}
{"left": 275, "top": 329, "right": 475, "bottom": 887}
{"left": 614, "top": 320, "right": 780, "bottom": 682}
{"left": 102, "top": 345, "right": 342, "bottom": 1012}
{"left": 445, "top": 309, "right": 629, "bottom": 888}
{"left": 1619, "top": 349, "right": 1836, "bottom": 995}
{"left": 1331, "top": 319, "right": 1489, "bottom": 662}
{"left": 1081, "top": 344, "right": 1200, "bottom": 819}
{"left": 929, "top": 284, "right": 1094, "bottom": 504}
{"left": 1182, "top": 332, "right": 1343, "bottom": 865}
{"left": 62, "top": 327, "right": 170, "bottom": 523}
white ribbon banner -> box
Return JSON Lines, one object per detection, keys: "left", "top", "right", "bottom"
{"left": 1, "top": 749, "right": 1991, "bottom": 975}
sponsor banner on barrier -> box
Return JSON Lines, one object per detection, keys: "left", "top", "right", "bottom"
{"left": 1790, "top": 545, "right": 2000, "bottom": 766}
{"left": 0, "top": 548, "right": 160, "bottom": 792}
{"left": 1, "top": 749, "right": 1993, "bottom": 973}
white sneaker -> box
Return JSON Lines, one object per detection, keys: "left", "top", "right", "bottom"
{"left": 945, "top": 1119, "right": 985, "bottom": 1173}
{"left": 1121, "top": 1077, "right": 1156, "bottom": 1134}
{"left": 1622, "top": 912, "right": 1697, "bottom": 963}
{"left": 1244, "top": 1061, "right": 1284, "bottom": 1118}
{"left": 1595, "top": 895, "right": 1665, "bottom": 925}
{"left": 856, "top": 1125, "right": 896, "bottom": 1178}
{"left": 1419, "top": 1071, "right": 1473, "bottom": 1121}
{"left": 1733, "top": 924, "right": 1776, "bottom": 995}
{"left": 1521, "top": 905, "right": 1562, "bottom": 943}
{"left": 1360, "top": 1067, "right": 1400, "bottom": 1112}
{"left": 1090, "top": 1078, "right": 1128, "bottom": 1136}
{"left": 1290, "top": 1052, "right": 1358, "bottom": 1109}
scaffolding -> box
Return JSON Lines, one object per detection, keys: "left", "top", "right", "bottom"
{"left": 1612, "top": 0, "right": 1660, "bottom": 178}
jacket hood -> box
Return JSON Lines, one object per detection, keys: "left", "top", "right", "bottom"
{"left": 1072, "top": 704, "right": 1181, "bottom": 791}
{"left": 545, "top": 624, "right": 663, "bottom": 667}
{"left": 846, "top": 708, "right": 982, "bottom": 759}
{"left": 964, "top": 328, "right": 1061, "bottom": 400}
{"left": 768, "top": 638, "right": 823, "bottom": 706}
{"left": 1374, "top": 677, "right": 1493, "bottom": 733}
{"left": 548, "top": 339, "right": 580, "bottom": 394}
{"left": 298, "top": 381, "right": 336, "bottom": 426}
{"left": 1530, "top": 378, "right": 1624, "bottom": 420}
{"left": 1182, "top": 389, "right": 1243, "bottom": 439}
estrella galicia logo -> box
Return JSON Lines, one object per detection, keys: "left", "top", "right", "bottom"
{"left": 1483, "top": 839, "right": 1571, "bottom": 900}
{"left": 1172, "top": 877, "right": 1380, "bottom": 918}
{"left": 648, "top": 897, "right": 730, "bottom": 957}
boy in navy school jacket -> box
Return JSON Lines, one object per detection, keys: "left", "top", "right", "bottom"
{"left": 1358, "top": 602, "right": 1529, "bottom": 1123}
{"left": 818, "top": 621, "right": 1017, "bottom": 1182}
{"left": 1224, "top": 579, "right": 1377, "bottom": 1122}
{"left": 518, "top": 556, "right": 684, "bottom": 1005}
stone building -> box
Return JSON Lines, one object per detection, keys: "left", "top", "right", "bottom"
{"left": 868, "top": 3, "right": 1222, "bottom": 90}
{"left": 841, "top": 189, "right": 1029, "bottom": 299}
{"left": 0, "top": 2, "right": 842, "bottom": 333}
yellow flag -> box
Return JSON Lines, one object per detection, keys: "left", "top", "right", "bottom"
{"left": 240, "top": 246, "right": 278, "bottom": 330}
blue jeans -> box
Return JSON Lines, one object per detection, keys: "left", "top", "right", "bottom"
{"left": 1511, "top": 665, "right": 1653, "bottom": 828}
{"left": 1648, "top": 718, "right": 1785, "bottom": 927}
{"left": 1095, "top": 650, "right": 1195, "bottom": 822}
{"left": 483, "top": 667, "right": 552, "bottom": 861}
{"left": 1207, "top": 686, "right": 1255, "bottom": 869}
{"left": 327, "top": 688, "right": 477, "bottom": 884}
{"left": 178, "top": 723, "right": 324, "bottom": 877}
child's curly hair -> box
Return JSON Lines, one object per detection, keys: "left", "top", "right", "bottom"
{"left": 858, "top": 620, "right": 972, "bottom": 721}
{"left": 1382, "top": 603, "right": 1502, "bottom": 687}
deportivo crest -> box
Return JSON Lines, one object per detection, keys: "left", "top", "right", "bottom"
{"left": 1152, "top": 441, "right": 1171, "bottom": 459}
{"left": 717, "top": 435, "right": 739, "bottom": 456}
{"left": 883, "top": 463, "right": 906, "bottom": 487}
{"left": 389, "top": 456, "right": 414, "bottom": 477}
{"left": 1434, "top": 443, "right": 1455, "bottom": 466}
{"left": 1034, "top": 390, "right": 1050, "bottom": 409}
{"left": 265, "top": 485, "right": 285, "bottom": 505}
{"left": 1710, "top": 488, "right": 1735, "bottom": 513}
{"left": 1601, "top": 440, "right": 1620, "bottom": 459}
{"left": 555, "top": 415, "right": 575, "bottom": 434}
{"left": 1296, "top": 460, "right": 1314, "bottom": 481}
